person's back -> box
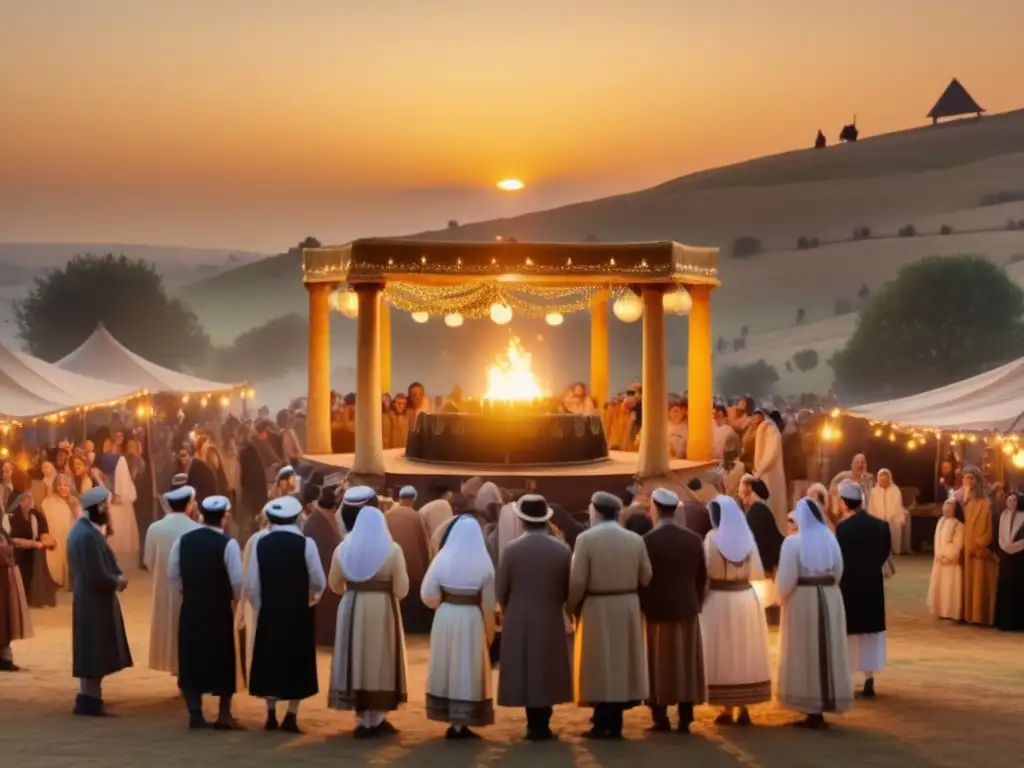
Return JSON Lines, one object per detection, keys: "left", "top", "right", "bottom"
{"left": 836, "top": 510, "right": 889, "bottom": 630}
{"left": 179, "top": 527, "right": 233, "bottom": 623}
{"left": 257, "top": 531, "right": 309, "bottom": 614}
{"left": 641, "top": 523, "right": 704, "bottom": 623}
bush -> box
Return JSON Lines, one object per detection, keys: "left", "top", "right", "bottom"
{"left": 796, "top": 307, "right": 806, "bottom": 325}
{"left": 447, "top": 220, "right": 460, "bottom": 229}
{"left": 857, "top": 284, "right": 871, "bottom": 303}
{"left": 797, "top": 236, "right": 811, "bottom": 250}
{"left": 980, "top": 190, "right": 1024, "bottom": 207}
{"left": 717, "top": 360, "right": 780, "bottom": 399}
{"left": 809, "top": 237, "right": 820, "bottom": 248}
{"left": 940, "top": 224, "right": 954, "bottom": 235}
{"left": 834, "top": 297, "right": 856, "bottom": 316}
{"left": 730, "top": 236, "right": 762, "bottom": 258}
{"left": 898, "top": 224, "right": 917, "bottom": 238}
{"left": 792, "top": 348, "right": 820, "bottom": 372}
{"left": 853, "top": 225, "right": 871, "bottom": 241}
{"left": 1008, "top": 219, "right": 1019, "bottom": 231}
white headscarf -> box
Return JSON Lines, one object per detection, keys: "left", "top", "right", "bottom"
{"left": 475, "top": 481, "right": 502, "bottom": 513}
{"left": 710, "top": 494, "right": 757, "bottom": 563}
{"left": 424, "top": 514, "right": 494, "bottom": 591}
{"left": 794, "top": 496, "right": 840, "bottom": 573}
{"left": 338, "top": 506, "right": 393, "bottom": 582}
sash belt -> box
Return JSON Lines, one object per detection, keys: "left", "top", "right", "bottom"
{"left": 797, "top": 576, "right": 835, "bottom": 587}
{"left": 709, "top": 579, "right": 751, "bottom": 592}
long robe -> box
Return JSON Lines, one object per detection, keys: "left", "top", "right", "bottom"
{"left": 0, "top": 531, "right": 33, "bottom": 649}
{"left": 384, "top": 504, "right": 434, "bottom": 634}
{"left": 106, "top": 456, "right": 139, "bottom": 566}
{"left": 753, "top": 420, "right": 788, "bottom": 533}
{"left": 567, "top": 522, "right": 652, "bottom": 706}
{"left": 927, "top": 517, "right": 963, "bottom": 620}
{"left": 962, "top": 494, "right": 997, "bottom": 626}
{"left": 304, "top": 509, "right": 342, "bottom": 646}
{"left": 994, "top": 510, "right": 1024, "bottom": 631}
{"left": 143, "top": 512, "right": 200, "bottom": 674}
{"left": 66, "top": 516, "right": 133, "bottom": 679}
{"left": 327, "top": 542, "right": 409, "bottom": 711}
{"left": 41, "top": 494, "right": 77, "bottom": 590}
{"left": 5, "top": 507, "right": 58, "bottom": 608}
{"left": 835, "top": 510, "right": 890, "bottom": 674}
{"left": 868, "top": 483, "right": 909, "bottom": 555}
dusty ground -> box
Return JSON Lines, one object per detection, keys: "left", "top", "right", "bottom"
{"left": 2, "top": 556, "right": 1021, "bottom": 768}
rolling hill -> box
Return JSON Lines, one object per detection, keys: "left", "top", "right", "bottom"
{"left": 177, "top": 110, "right": 1024, "bottom": 408}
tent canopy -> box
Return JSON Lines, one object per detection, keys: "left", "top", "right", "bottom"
{"left": 848, "top": 357, "right": 1024, "bottom": 433}
{"left": 927, "top": 78, "right": 984, "bottom": 122}
{"left": 56, "top": 324, "right": 240, "bottom": 395}
{"left": 0, "top": 342, "right": 143, "bottom": 422}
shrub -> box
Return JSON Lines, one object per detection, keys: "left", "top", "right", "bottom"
{"left": 940, "top": 224, "right": 954, "bottom": 235}
{"left": 834, "top": 297, "right": 856, "bottom": 316}
{"left": 447, "top": 220, "right": 459, "bottom": 229}
{"left": 980, "top": 190, "right": 1024, "bottom": 207}
{"left": 731, "top": 236, "right": 763, "bottom": 258}
{"left": 1009, "top": 220, "right": 1019, "bottom": 231}
{"left": 716, "top": 360, "right": 780, "bottom": 399}
{"left": 793, "top": 348, "right": 820, "bottom": 372}
{"left": 858, "top": 284, "right": 871, "bottom": 303}
{"left": 853, "top": 225, "right": 871, "bottom": 241}
{"left": 797, "top": 235, "right": 811, "bottom": 250}
{"left": 809, "top": 237, "right": 820, "bottom": 247}
{"left": 898, "top": 224, "right": 917, "bottom": 238}
{"left": 796, "top": 307, "right": 806, "bottom": 325}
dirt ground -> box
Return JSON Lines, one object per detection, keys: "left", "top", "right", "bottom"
{"left": 2, "top": 556, "right": 1021, "bottom": 768}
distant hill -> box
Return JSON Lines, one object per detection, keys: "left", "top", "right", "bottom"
{"left": 177, "top": 110, "right": 1024, "bottom": 403}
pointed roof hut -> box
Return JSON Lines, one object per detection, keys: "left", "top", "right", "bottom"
{"left": 927, "top": 78, "right": 984, "bottom": 124}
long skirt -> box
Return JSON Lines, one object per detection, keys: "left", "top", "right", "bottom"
{"left": 994, "top": 552, "right": 1024, "bottom": 632}
{"left": 701, "top": 587, "right": 772, "bottom": 706}
{"left": 24, "top": 554, "right": 57, "bottom": 609}
{"left": 0, "top": 564, "right": 33, "bottom": 648}
{"left": 425, "top": 603, "right": 494, "bottom": 726}
{"left": 778, "top": 582, "right": 853, "bottom": 715}
{"left": 328, "top": 589, "right": 407, "bottom": 711}
{"left": 646, "top": 619, "right": 706, "bottom": 706}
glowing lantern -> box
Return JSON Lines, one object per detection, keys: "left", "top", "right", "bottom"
{"left": 545, "top": 312, "right": 564, "bottom": 327}
{"left": 411, "top": 311, "right": 429, "bottom": 323}
{"left": 1013, "top": 450, "right": 1024, "bottom": 469}
{"left": 330, "top": 288, "right": 359, "bottom": 319}
{"left": 662, "top": 288, "right": 692, "bottom": 315}
{"left": 489, "top": 303, "right": 513, "bottom": 325}
{"left": 444, "top": 313, "right": 464, "bottom": 328}
{"left": 613, "top": 292, "right": 643, "bottom": 323}
{"left": 1003, "top": 441, "right": 1016, "bottom": 456}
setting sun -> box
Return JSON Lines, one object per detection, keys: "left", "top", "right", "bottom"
{"left": 496, "top": 179, "right": 525, "bottom": 191}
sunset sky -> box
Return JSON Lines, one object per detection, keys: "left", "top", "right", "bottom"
{"left": 1, "top": 0, "right": 1020, "bottom": 252}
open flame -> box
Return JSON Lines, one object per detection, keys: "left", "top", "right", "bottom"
{"left": 483, "top": 336, "right": 548, "bottom": 402}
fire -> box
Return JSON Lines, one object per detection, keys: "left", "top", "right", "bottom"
{"left": 483, "top": 337, "right": 548, "bottom": 402}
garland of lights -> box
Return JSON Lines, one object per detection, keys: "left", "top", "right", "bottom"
{"left": 382, "top": 282, "right": 626, "bottom": 319}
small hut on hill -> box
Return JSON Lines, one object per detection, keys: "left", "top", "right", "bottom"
{"left": 927, "top": 78, "right": 984, "bottom": 125}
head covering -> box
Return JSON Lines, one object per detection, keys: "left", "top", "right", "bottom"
{"left": 170, "top": 472, "right": 189, "bottom": 488}
{"left": 343, "top": 485, "right": 375, "bottom": 507}
{"left": 794, "top": 497, "right": 840, "bottom": 573}
{"left": 263, "top": 495, "right": 303, "bottom": 523}
{"left": 807, "top": 482, "right": 829, "bottom": 512}
{"left": 460, "top": 476, "right": 484, "bottom": 499}
{"left": 164, "top": 485, "right": 195, "bottom": 503}
{"left": 277, "top": 465, "right": 296, "bottom": 481}
{"left": 474, "top": 481, "right": 502, "bottom": 513}
{"left": 338, "top": 506, "right": 393, "bottom": 582}
{"left": 651, "top": 488, "right": 679, "bottom": 509}
{"left": 425, "top": 514, "right": 494, "bottom": 591}
{"left": 398, "top": 486, "right": 417, "bottom": 500}
{"left": 80, "top": 486, "right": 111, "bottom": 511}
{"left": 838, "top": 480, "right": 862, "bottom": 503}
{"left": 709, "top": 495, "right": 757, "bottom": 563}
{"left": 515, "top": 494, "right": 553, "bottom": 523}
{"left": 201, "top": 495, "right": 231, "bottom": 516}
{"left": 962, "top": 465, "right": 985, "bottom": 499}
{"left": 419, "top": 498, "right": 454, "bottom": 536}
{"left": 591, "top": 491, "right": 623, "bottom": 516}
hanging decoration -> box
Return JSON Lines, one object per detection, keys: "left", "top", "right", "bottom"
{"left": 489, "top": 302, "right": 513, "bottom": 325}
{"left": 663, "top": 287, "right": 693, "bottom": 315}
{"left": 545, "top": 312, "right": 564, "bottom": 327}
{"left": 330, "top": 288, "right": 359, "bottom": 319}
{"left": 444, "top": 313, "right": 464, "bottom": 328}
{"left": 411, "top": 311, "right": 429, "bottom": 324}
{"left": 612, "top": 291, "right": 643, "bottom": 323}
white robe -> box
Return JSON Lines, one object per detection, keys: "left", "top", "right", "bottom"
{"left": 869, "top": 484, "right": 909, "bottom": 554}
{"left": 143, "top": 512, "right": 200, "bottom": 674}
{"left": 927, "top": 517, "right": 963, "bottom": 621}
{"left": 41, "top": 495, "right": 78, "bottom": 589}
{"left": 753, "top": 420, "right": 788, "bottom": 534}
{"left": 106, "top": 456, "right": 139, "bottom": 565}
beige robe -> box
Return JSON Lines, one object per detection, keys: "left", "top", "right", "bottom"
{"left": 327, "top": 543, "right": 409, "bottom": 711}
{"left": 41, "top": 494, "right": 78, "bottom": 589}
{"left": 927, "top": 517, "right": 963, "bottom": 620}
{"left": 143, "top": 512, "right": 200, "bottom": 674}
{"left": 753, "top": 420, "right": 788, "bottom": 533}
{"left": 962, "top": 495, "right": 997, "bottom": 625}
{"left": 869, "top": 484, "right": 909, "bottom": 554}
{"left": 567, "top": 521, "right": 652, "bottom": 706}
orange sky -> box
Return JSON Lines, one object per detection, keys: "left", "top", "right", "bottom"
{"left": 0, "top": 0, "right": 1020, "bottom": 251}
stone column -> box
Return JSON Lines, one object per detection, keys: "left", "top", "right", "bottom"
{"left": 380, "top": 294, "right": 392, "bottom": 394}
{"left": 305, "top": 282, "right": 333, "bottom": 455}
{"left": 352, "top": 284, "right": 385, "bottom": 476}
{"left": 686, "top": 284, "right": 714, "bottom": 461}
{"left": 589, "top": 289, "right": 610, "bottom": 408}
{"left": 637, "top": 286, "right": 669, "bottom": 478}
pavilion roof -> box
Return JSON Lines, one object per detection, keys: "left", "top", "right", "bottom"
{"left": 927, "top": 78, "right": 984, "bottom": 121}
{"left": 302, "top": 239, "right": 719, "bottom": 288}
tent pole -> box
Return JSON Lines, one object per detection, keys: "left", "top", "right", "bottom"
{"left": 144, "top": 394, "right": 159, "bottom": 536}
{"left": 934, "top": 436, "right": 942, "bottom": 504}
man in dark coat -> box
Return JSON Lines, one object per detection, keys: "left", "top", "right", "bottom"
{"left": 66, "top": 486, "right": 133, "bottom": 716}
{"left": 184, "top": 449, "right": 218, "bottom": 507}
{"left": 304, "top": 487, "right": 342, "bottom": 646}
{"left": 246, "top": 496, "right": 326, "bottom": 733}
{"left": 384, "top": 486, "right": 434, "bottom": 634}
{"left": 739, "top": 476, "right": 785, "bottom": 624}
{"left": 496, "top": 494, "right": 573, "bottom": 741}
{"left": 238, "top": 419, "right": 282, "bottom": 544}
{"left": 169, "top": 495, "right": 243, "bottom": 729}
{"left": 639, "top": 488, "right": 707, "bottom": 733}
{"left": 835, "top": 481, "right": 891, "bottom": 698}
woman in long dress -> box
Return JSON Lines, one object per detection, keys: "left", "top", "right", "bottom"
{"left": 0, "top": 525, "right": 33, "bottom": 670}
{"left": 994, "top": 491, "right": 1024, "bottom": 631}
{"left": 3, "top": 493, "right": 58, "bottom": 608}
{"left": 927, "top": 494, "right": 963, "bottom": 621}
{"left": 961, "top": 466, "right": 997, "bottom": 626}
{"left": 421, "top": 515, "right": 496, "bottom": 739}
{"left": 96, "top": 452, "right": 139, "bottom": 566}
{"left": 869, "top": 469, "right": 910, "bottom": 555}
{"left": 41, "top": 475, "right": 80, "bottom": 591}
{"left": 328, "top": 506, "right": 409, "bottom": 737}
{"left": 777, "top": 497, "right": 853, "bottom": 729}
{"left": 700, "top": 495, "right": 772, "bottom": 725}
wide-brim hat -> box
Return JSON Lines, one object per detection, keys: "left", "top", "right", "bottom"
{"left": 514, "top": 494, "right": 554, "bottom": 523}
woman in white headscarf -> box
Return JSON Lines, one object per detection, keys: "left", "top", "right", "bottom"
{"left": 700, "top": 495, "right": 772, "bottom": 725}
{"left": 776, "top": 497, "right": 853, "bottom": 729}
{"left": 869, "top": 469, "right": 909, "bottom": 554}
{"left": 327, "top": 507, "right": 409, "bottom": 738}
{"left": 421, "top": 515, "right": 496, "bottom": 739}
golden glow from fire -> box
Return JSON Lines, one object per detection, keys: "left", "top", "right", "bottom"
{"left": 483, "top": 337, "right": 547, "bottom": 402}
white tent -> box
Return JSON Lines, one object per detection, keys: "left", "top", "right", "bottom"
{"left": 848, "top": 357, "right": 1024, "bottom": 432}
{"left": 0, "top": 342, "right": 143, "bottom": 422}
{"left": 56, "top": 324, "right": 240, "bottom": 395}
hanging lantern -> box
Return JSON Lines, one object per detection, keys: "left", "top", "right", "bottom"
{"left": 444, "top": 313, "right": 464, "bottom": 328}
{"left": 489, "top": 302, "right": 513, "bottom": 325}
{"left": 330, "top": 288, "right": 359, "bottom": 319}
{"left": 1013, "top": 450, "right": 1024, "bottom": 469}
{"left": 612, "top": 292, "right": 643, "bottom": 323}
{"left": 662, "top": 287, "right": 692, "bottom": 315}
{"left": 411, "top": 311, "right": 429, "bottom": 324}
{"left": 1002, "top": 440, "right": 1016, "bottom": 456}
{"left": 545, "top": 312, "right": 564, "bottom": 327}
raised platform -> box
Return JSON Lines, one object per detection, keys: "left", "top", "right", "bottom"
{"left": 301, "top": 448, "right": 716, "bottom": 510}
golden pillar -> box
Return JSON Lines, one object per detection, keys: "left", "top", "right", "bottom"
{"left": 589, "top": 289, "right": 610, "bottom": 407}
{"left": 686, "top": 284, "right": 714, "bottom": 461}
{"left": 637, "top": 286, "right": 669, "bottom": 478}
{"left": 380, "top": 294, "right": 392, "bottom": 394}
{"left": 305, "top": 282, "right": 333, "bottom": 455}
{"left": 352, "top": 284, "right": 385, "bottom": 476}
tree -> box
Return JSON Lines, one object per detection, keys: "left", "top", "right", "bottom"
{"left": 730, "top": 236, "right": 762, "bottom": 258}
{"left": 716, "top": 360, "right": 780, "bottom": 399}
{"left": 792, "top": 348, "right": 819, "bottom": 371}
{"left": 830, "top": 255, "right": 1024, "bottom": 399}
{"left": 14, "top": 253, "right": 211, "bottom": 369}
{"left": 796, "top": 307, "right": 806, "bottom": 325}
{"left": 447, "top": 220, "right": 460, "bottom": 229}
{"left": 215, "top": 314, "right": 309, "bottom": 381}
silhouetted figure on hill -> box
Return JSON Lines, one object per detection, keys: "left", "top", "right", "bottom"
{"left": 814, "top": 130, "right": 826, "bottom": 149}
{"left": 840, "top": 117, "right": 859, "bottom": 143}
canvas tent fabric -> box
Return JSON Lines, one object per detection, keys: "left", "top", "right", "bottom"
{"left": 0, "top": 342, "right": 142, "bottom": 421}
{"left": 848, "top": 357, "right": 1024, "bottom": 433}
{"left": 928, "top": 78, "right": 984, "bottom": 122}
{"left": 56, "top": 324, "right": 238, "bottom": 395}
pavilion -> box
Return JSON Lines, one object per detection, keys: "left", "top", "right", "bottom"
{"left": 301, "top": 239, "right": 719, "bottom": 483}
{"left": 927, "top": 78, "right": 984, "bottom": 125}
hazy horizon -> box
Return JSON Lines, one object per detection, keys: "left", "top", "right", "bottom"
{"left": 1, "top": 0, "right": 1021, "bottom": 252}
